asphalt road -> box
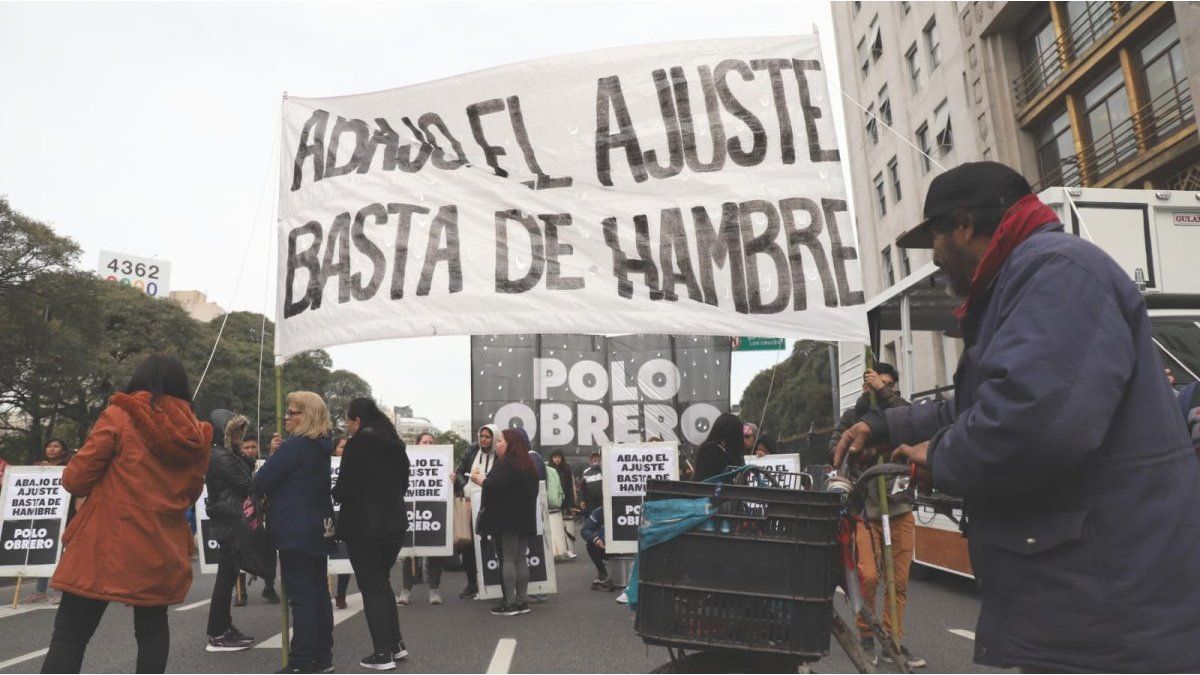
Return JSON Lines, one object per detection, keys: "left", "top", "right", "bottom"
{"left": 0, "top": 559, "right": 1007, "bottom": 674}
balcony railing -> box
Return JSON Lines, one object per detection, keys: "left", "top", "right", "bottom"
{"left": 1013, "top": 2, "right": 1131, "bottom": 108}
{"left": 1033, "top": 78, "right": 1195, "bottom": 191}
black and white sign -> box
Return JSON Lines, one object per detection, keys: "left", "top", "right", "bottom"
{"left": 471, "top": 484, "right": 556, "bottom": 600}
{"left": 0, "top": 466, "right": 70, "bottom": 577}
{"left": 602, "top": 442, "right": 678, "bottom": 554}
{"left": 98, "top": 250, "right": 171, "bottom": 298}
{"left": 472, "top": 334, "right": 730, "bottom": 462}
{"left": 194, "top": 484, "right": 222, "bottom": 575}
{"left": 274, "top": 36, "right": 867, "bottom": 363}
{"left": 744, "top": 452, "right": 801, "bottom": 474}
{"left": 402, "top": 445, "right": 454, "bottom": 557}
{"left": 329, "top": 456, "right": 352, "bottom": 575}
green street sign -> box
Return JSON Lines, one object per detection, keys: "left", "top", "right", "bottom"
{"left": 731, "top": 337, "right": 786, "bottom": 352}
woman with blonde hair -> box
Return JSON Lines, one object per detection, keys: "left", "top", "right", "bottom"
{"left": 257, "top": 391, "right": 335, "bottom": 674}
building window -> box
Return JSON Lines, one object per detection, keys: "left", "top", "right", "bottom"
{"left": 924, "top": 17, "right": 941, "bottom": 70}
{"left": 916, "top": 122, "right": 932, "bottom": 173}
{"left": 968, "top": 44, "right": 978, "bottom": 71}
{"left": 1083, "top": 68, "right": 1135, "bottom": 174}
{"left": 857, "top": 36, "right": 870, "bottom": 79}
{"left": 900, "top": 246, "right": 912, "bottom": 277}
{"left": 905, "top": 42, "right": 921, "bottom": 92}
{"left": 874, "top": 173, "right": 888, "bottom": 218}
{"left": 934, "top": 100, "right": 953, "bottom": 155}
{"left": 882, "top": 245, "right": 896, "bottom": 286}
{"left": 983, "top": 147, "right": 992, "bottom": 160}
{"left": 973, "top": 77, "right": 984, "bottom": 103}
{"left": 853, "top": 1, "right": 861, "bottom": 15}
{"left": 1035, "top": 109, "right": 1076, "bottom": 187}
{"left": 901, "top": 1, "right": 911, "bottom": 15}
{"left": 1139, "top": 23, "right": 1189, "bottom": 141}
{"left": 865, "top": 104, "right": 879, "bottom": 144}
{"left": 879, "top": 84, "right": 892, "bottom": 126}
{"left": 888, "top": 156, "right": 902, "bottom": 203}
{"left": 870, "top": 16, "right": 884, "bottom": 60}
{"left": 1063, "top": 1, "right": 1115, "bottom": 58}
{"left": 1017, "top": 6, "right": 1061, "bottom": 101}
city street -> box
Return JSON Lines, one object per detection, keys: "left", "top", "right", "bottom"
{"left": 0, "top": 558, "right": 1003, "bottom": 674}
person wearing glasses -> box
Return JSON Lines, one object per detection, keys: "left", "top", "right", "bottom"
{"left": 259, "top": 392, "right": 336, "bottom": 674}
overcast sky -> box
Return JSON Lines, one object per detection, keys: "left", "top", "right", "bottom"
{"left": 0, "top": 1, "right": 853, "bottom": 429}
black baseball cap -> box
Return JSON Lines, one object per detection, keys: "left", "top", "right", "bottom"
{"left": 896, "top": 161, "right": 1032, "bottom": 249}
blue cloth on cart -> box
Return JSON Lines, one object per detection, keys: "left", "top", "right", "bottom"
{"left": 625, "top": 466, "right": 753, "bottom": 610}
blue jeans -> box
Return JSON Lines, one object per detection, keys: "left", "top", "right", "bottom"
{"left": 279, "top": 550, "right": 333, "bottom": 668}
{"left": 37, "top": 577, "right": 50, "bottom": 593}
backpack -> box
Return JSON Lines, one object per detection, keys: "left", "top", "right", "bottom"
{"left": 232, "top": 495, "right": 276, "bottom": 578}
{"left": 545, "top": 464, "right": 564, "bottom": 510}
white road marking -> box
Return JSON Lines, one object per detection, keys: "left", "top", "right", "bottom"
{"left": 255, "top": 593, "right": 364, "bottom": 648}
{"left": 949, "top": 629, "right": 976, "bottom": 640}
{"left": 486, "top": 638, "right": 517, "bottom": 674}
{"left": 0, "top": 605, "right": 55, "bottom": 620}
{"left": 0, "top": 648, "right": 48, "bottom": 671}
{"left": 174, "top": 599, "right": 211, "bottom": 612}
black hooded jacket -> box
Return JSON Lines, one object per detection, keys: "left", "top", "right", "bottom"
{"left": 693, "top": 413, "right": 746, "bottom": 481}
{"left": 204, "top": 409, "right": 254, "bottom": 541}
{"left": 332, "top": 425, "right": 410, "bottom": 540}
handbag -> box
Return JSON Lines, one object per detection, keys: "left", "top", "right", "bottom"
{"left": 452, "top": 497, "right": 473, "bottom": 552}
{"left": 233, "top": 495, "right": 276, "bottom": 578}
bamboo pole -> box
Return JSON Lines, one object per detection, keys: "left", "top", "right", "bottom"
{"left": 275, "top": 364, "right": 289, "bottom": 668}
{"left": 865, "top": 348, "right": 903, "bottom": 661}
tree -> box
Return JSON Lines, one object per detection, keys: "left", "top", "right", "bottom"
{"left": 0, "top": 198, "right": 80, "bottom": 298}
{"left": 737, "top": 341, "right": 835, "bottom": 445}
{"left": 435, "top": 430, "right": 470, "bottom": 463}
{"left": 324, "top": 370, "right": 373, "bottom": 434}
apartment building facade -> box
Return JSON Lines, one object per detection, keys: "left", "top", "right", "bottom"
{"left": 831, "top": 1, "right": 1200, "bottom": 397}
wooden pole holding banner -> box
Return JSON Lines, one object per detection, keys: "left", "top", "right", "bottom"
{"left": 12, "top": 575, "right": 22, "bottom": 609}
{"left": 865, "top": 348, "right": 903, "bottom": 660}
{"left": 275, "top": 364, "right": 289, "bottom": 668}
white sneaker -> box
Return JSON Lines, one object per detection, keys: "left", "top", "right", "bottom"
{"left": 565, "top": 551, "right": 578, "bottom": 559}
{"left": 429, "top": 589, "right": 443, "bottom": 605}
{"left": 396, "top": 590, "right": 411, "bottom": 606}
{"left": 616, "top": 591, "right": 628, "bottom": 604}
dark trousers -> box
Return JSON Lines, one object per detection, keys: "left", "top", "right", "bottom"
{"left": 336, "top": 574, "right": 351, "bottom": 598}
{"left": 586, "top": 539, "right": 608, "bottom": 577}
{"left": 279, "top": 549, "right": 333, "bottom": 668}
{"left": 346, "top": 536, "right": 404, "bottom": 654}
{"left": 401, "top": 557, "right": 444, "bottom": 590}
{"left": 207, "top": 542, "right": 238, "bottom": 637}
{"left": 460, "top": 547, "right": 478, "bottom": 589}
{"left": 42, "top": 592, "right": 168, "bottom": 674}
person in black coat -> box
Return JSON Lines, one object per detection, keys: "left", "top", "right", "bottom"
{"left": 257, "top": 392, "right": 336, "bottom": 674}
{"left": 331, "top": 398, "right": 410, "bottom": 670}
{"left": 692, "top": 413, "right": 745, "bottom": 481}
{"left": 472, "top": 428, "right": 538, "bottom": 616}
{"left": 203, "top": 411, "right": 256, "bottom": 651}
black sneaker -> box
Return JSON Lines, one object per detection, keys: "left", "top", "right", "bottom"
{"left": 514, "top": 602, "right": 531, "bottom": 614}
{"left": 360, "top": 652, "right": 396, "bottom": 670}
{"left": 459, "top": 585, "right": 479, "bottom": 599}
{"left": 393, "top": 642, "right": 408, "bottom": 661}
{"left": 274, "top": 663, "right": 330, "bottom": 674}
{"left": 885, "top": 645, "right": 926, "bottom": 669}
{"left": 859, "top": 637, "right": 878, "bottom": 667}
{"left": 207, "top": 628, "right": 255, "bottom": 652}
{"left": 490, "top": 602, "right": 518, "bottom": 616}
{"left": 262, "top": 587, "right": 281, "bottom": 604}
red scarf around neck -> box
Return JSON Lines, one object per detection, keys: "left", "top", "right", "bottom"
{"left": 954, "top": 194, "right": 1059, "bottom": 320}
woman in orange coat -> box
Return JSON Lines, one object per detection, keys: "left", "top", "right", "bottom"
{"left": 42, "top": 354, "right": 211, "bottom": 674}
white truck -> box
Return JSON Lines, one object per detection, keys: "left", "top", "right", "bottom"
{"left": 837, "top": 187, "right": 1200, "bottom": 578}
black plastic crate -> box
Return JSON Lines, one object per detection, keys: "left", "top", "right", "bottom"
{"left": 635, "top": 479, "right": 841, "bottom": 658}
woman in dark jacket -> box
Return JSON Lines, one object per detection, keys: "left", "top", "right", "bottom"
{"left": 692, "top": 413, "right": 746, "bottom": 481}
{"left": 331, "top": 398, "right": 410, "bottom": 671}
{"left": 472, "top": 428, "right": 538, "bottom": 616}
{"left": 203, "top": 411, "right": 256, "bottom": 652}
{"left": 256, "top": 391, "right": 335, "bottom": 674}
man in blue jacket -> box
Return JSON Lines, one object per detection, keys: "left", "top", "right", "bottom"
{"left": 834, "top": 162, "right": 1200, "bottom": 672}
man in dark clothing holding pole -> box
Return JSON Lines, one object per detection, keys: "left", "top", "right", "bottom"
{"left": 834, "top": 162, "right": 1200, "bottom": 672}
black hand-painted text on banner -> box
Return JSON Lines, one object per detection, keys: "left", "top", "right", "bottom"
{"left": 275, "top": 36, "right": 868, "bottom": 361}
{"left": 0, "top": 466, "right": 70, "bottom": 575}
{"left": 601, "top": 443, "right": 679, "bottom": 554}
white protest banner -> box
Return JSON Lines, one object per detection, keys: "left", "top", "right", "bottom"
{"left": 0, "top": 466, "right": 70, "bottom": 577}
{"left": 194, "top": 484, "right": 222, "bottom": 575}
{"left": 276, "top": 36, "right": 866, "bottom": 361}
{"left": 471, "top": 483, "right": 556, "bottom": 600}
{"left": 744, "top": 452, "right": 801, "bottom": 474}
{"left": 602, "top": 442, "right": 678, "bottom": 554}
{"left": 401, "top": 445, "right": 454, "bottom": 557}
{"left": 328, "top": 456, "right": 352, "bottom": 575}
